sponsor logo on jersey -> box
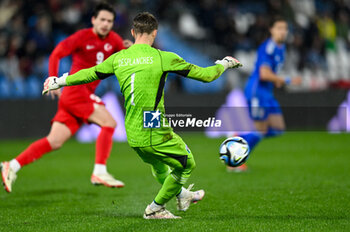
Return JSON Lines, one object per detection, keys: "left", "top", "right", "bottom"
{"left": 86, "top": 45, "right": 95, "bottom": 50}
{"left": 143, "top": 110, "right": 161, "bottom": 128}
{"left": 104, "top": 43, "right": 112, "bottom": 52}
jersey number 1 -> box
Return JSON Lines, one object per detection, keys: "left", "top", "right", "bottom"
{"left": 130, "top": 73, "right": 135, "bottom": 106}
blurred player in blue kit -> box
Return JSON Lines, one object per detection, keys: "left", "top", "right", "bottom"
{"left": 232, "top": 17, "right": 301, "bottom": 172}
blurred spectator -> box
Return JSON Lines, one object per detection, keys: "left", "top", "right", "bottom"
{"left": 0, "top": 0, "right": 350, "bottom": 98}
{"left": 317, "top": 12, "right": 337, "bottom": 51}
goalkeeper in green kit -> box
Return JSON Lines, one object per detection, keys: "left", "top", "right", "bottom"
{"left": 43, "top": 12, "right": 242, "bottom": 219}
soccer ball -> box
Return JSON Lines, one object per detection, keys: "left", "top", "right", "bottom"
{"left": 219, "top": 137, "right": 250, "bottom": 167}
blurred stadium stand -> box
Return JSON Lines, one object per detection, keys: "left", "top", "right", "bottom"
{"left": 0, "top": 0, "right": 350, "bottom": 98}
{"left": 157, "top": 26, "right": 226, "bottom": 93}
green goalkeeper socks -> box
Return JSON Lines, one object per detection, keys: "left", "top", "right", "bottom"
{"left": 154, "top": 174, "right": 182, "bottom": 205}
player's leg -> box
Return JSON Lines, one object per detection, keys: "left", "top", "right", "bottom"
{"left": 152, "top": 134, "right": 203, "bottom": 209}
{"left": 151, "top": 163, "right": 171, "bottom": 184}
{"left": 265, "top": 114, "right": 285, "bottom": 137}
{"left": 246, "top": 97, "right": 284, "bottom": 141}
{"left": 154, "top": 153, "right": 204, "bottom": 213}
{"left": 265, "top": 99, "right": 285, "bottom": 138}
{"left": 230, "top": 99, "right": 284, "bottom": 173}
{"left": 1, "top": 121, "right": 71, "bottom": 193}
{"left": 140, "top": 148, "right": 203, "bottom": 209}
{"left": 228, "top": 120, "right": 265, "bottom": 173}
{"left": 242, "top": 113, "right": 285, "bottom": 149}
{"left": 229, "top": 98, "right": 267, "bottom": 172}
{"left": 240, "top": 120, "right": 266, "bottom": 149}
{"left": 236, "top": 97, "right": 268, "bottom": 152}
{"left": 46, "top": 121, "right": 73, "bottom": 149}
{"left": 135, "top": 147, "right": 189, "bottom": 219}
{"left": 16, "top": 122, "right": 72, "bottom": 168}
{"left": 135, "top": 134, "right": 204, "bottom": 219}
{"left": 134, "top": 148, "right": 181, "bottom": 219}
{"left": 87, "top": 103, "right": 124, "bottom": 188}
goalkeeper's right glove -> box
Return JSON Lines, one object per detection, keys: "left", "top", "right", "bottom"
{"left": 42, "top": 73, "right": 68, "bottom": 95}
{"left": 215, "top": 56, "right": 243, "bottom": 70}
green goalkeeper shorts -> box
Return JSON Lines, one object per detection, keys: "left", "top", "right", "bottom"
{"left": 132, "top": 132, "right": 196, "bottom": 184}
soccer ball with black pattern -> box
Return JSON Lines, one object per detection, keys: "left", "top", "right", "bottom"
{"left": 219, "top": 137, "right": 250, "bottom": 167}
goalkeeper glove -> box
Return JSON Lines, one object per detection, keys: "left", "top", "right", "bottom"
{"left": 42, "top": 73, "right": 68, "bottom": 95}
{"left": 215, "top": 56, "right": 242, "bottom": 70}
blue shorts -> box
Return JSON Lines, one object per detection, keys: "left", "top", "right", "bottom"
{"left": 247, "top": 97, "right": 282, "bottom": 121}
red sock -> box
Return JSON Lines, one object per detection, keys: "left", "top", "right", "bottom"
{"left": 95, "top": 127, "right": 115, "bottom": 165}
{"left": 16, "top": 138, "right": 52, "bottom": 167}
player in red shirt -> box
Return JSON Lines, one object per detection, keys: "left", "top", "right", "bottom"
{"left": 0, "top": 2, "right": 132, "bottom": 192}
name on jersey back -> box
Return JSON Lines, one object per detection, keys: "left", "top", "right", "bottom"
{"left": 118, "top": 57, "right": 154, "bottom": 67}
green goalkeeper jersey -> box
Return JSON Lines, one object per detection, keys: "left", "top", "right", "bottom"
{"left": 65, "top": 44, "right": 225, "bottom": 147}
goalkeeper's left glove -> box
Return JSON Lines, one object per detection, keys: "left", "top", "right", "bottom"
{"left": 42, "top": 73, "right": 68, "bottom": 95}
{"left": 215, "top": 56, "right": 243, "bottom": 70}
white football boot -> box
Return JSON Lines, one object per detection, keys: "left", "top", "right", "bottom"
{"left": 143, "top": 205, "right": 181, "bottom": 219}
{"left": 177, "top": 184, "right": 205, "bottom": 211}
{"left": 1, "top": 161, "right": 17, "bottom": 193}
{"left": 91, "top": 173, "right": 124, "bottom": 188}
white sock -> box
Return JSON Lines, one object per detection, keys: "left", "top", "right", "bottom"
{"left": 93, "top": 164, "right": 107, "bottom": 175}
{"left": 177, "top": 187, "right": 191, "bottom": 199}
{"left": 149, "top": 201, "right": 163, "bottom": 212}
{"left": 9, "top": 159, "right": 21, "bottom": 173}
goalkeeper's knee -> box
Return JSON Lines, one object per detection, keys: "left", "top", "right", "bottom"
{"left": 152, "top": 166, "right": 171, "bottom": 184}
{"left": 171, "top": 158, "right": 196, "bottom": 185}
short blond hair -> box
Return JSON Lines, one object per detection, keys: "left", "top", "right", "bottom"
{"left": 133, "top": 12, "right": 158, "bottom": 34}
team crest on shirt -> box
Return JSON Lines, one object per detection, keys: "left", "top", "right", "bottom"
{"left": 104, "top": 43, "right": 112, "bottom": 52}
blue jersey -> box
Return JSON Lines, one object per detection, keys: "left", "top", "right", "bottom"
{"left": 245, "top": 38, "right": 285, "bottom": 100}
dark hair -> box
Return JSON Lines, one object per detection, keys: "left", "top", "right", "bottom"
{"left": 93, "top": 2, "right": 116, "bottom": 20}
{"left": 269, "top": 16, "right": 286, "bottom": 28}
{"left": 133, "top": 12, "right": 158, "bottom": 34}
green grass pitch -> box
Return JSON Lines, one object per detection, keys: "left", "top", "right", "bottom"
{"left": 0, "top": 132, "right": 349, "bottom": 231}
